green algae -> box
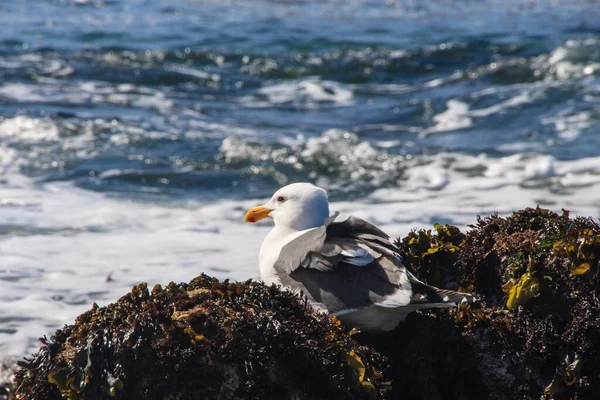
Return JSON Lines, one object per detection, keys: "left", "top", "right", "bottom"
{"left": 395, "top": 223, "right": 466, "bottom": 290}
{"left": 505, "top": 272, "right": 541, "bottom": 310}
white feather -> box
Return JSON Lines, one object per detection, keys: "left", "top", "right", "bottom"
{"left": 253, "top": 183, "right": 475, "bottom": 332}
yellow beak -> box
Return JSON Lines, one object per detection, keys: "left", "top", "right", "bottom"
{"left": 244, "top": 205, "right": 271, "bottom": 223}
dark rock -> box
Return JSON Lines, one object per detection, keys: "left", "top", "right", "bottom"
{"left": 9, "top": 207, "right": 600, "bottom": 399}
{"left": 0, "top": 363, "right": 16, "bottom": 400}
{"left": 393, "top": 207, "right": 600, "bottom": 399}
{"left": 13, "top": 276, "right": 390, "bottom": 400}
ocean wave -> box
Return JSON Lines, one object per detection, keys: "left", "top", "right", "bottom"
{"left": 421, "top": 91, "right": 537, "bottom": 136}
{"left": 0, "top": 79, "right": 174, "bottom": 113}
{"left": 399, "top": 152, "right": 600, "bottom": 197}
{"left": 1, "top": 37, "right": 599, "bottom": 122}
{"left": 242, "top": 78, "right": 354, "bottom": 108}
{"left": 218, "top": 129, "right": 404, "bottom": 192}
{"left": 543, "top": 110, "right": 593, "bottom": 142}
{"left": 0, "top": 117, "right": 60, "bottom": 142}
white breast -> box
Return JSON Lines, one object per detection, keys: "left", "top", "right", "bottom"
{"left": 258, "top": 228, "right": 286, "bottom": 285}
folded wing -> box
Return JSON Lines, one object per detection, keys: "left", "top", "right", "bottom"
{"left": 278, "top": 215, "right": 412, "bottom": 315}
{"left": 274, "top": 214, "right": 476, "bottom": 318}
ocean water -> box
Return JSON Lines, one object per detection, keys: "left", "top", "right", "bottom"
{"left": 1, "top": 0, "right": 600, "bottom": 362}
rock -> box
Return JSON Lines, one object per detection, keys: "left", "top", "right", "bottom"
{"left": 392, "top": 207, "right": 600, "bottom": 399}
{"left": 13, "top": 276, "right": 390, "bottom": 400}
{"left": 1, "top": 363, "right": 16, "bottom": 400}
{"left": 9, "top": 207, "right": 600, "bottom": 399}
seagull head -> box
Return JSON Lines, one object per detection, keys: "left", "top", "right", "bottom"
{"left": 244, "top": 182, "right": 330, "bottom": 231}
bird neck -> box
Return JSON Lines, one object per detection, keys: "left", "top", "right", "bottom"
{"left": 273, "top": 210, "right": 329, "bottom": 232}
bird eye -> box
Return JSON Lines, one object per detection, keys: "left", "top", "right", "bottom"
{"left": 276, "top": 196, "right": 286, "bottom": 203}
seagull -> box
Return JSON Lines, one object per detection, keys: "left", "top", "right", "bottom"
{"left": 244, "top": 182, "right": 476, "bottom": 332}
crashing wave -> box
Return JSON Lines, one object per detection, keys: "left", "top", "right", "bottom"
{"left": 218, "top": 129, "right": 403, "bottom": 191}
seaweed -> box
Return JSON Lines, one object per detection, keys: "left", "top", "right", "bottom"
{"left": 0, "top": 363, "right": 16, "bottom": 400}
{"left": 395, "top": 223, "right": 466, "bottom": 290}
{"left": 391, "top": 207, "right": 600, "bottom": 399}
{"left": 11, "top": 207, "right": 600, "bottom": 399}
{"left": 13, "top": 277, "right": 390, "bottom": 400}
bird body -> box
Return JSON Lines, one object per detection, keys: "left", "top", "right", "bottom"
{"left": 245, "top": 182, "right": 475, "bottom": 332}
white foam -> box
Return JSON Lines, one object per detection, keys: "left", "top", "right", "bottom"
{"left": 424, "top": 71, "right": 464, "bottom": 88}
{"left": 556, "top": 156, "right": 600, "bottom": 175}
{"left": 546, "top": 39, "right": 600, "bottom": 80}
{"left": 0, "top": 84, "right": 46, "bottom": 103}
{"left": 0, "top": 178, "right": 267, "bottom": 358}
{"left": 422, "top": 99, "right": 472, "bottom": 135}
{"left": 0, "top": 117, "right": 59, "bottom": 142}
{"left": 524, "top": 156, "right": 555, "bottom": 179}
{"left": 469, "top": 92, "right": 534, "bottom": 118}
{"left": 169, "top": 65, "right": 220, "bottom": 82}
{"left": 300, "top": 129, "right": 403, "bottom": 187}
{"left": 543, "top": 111, "right": 591, "bottom": 141}
{"left": 422, "top": 91, "right": 537, "bottom": 136}
{"left": 560, "top": 173, "right": 600, "bottom": 188}
{"left": 218, "top": 129, "right": 404, "bottom": 188}
{"left": 41, "top": 60, "right": 75, "bottom": 77}
{"left": 131, "top": 91, "right": 174, "bottom": 111}
{"left": 253, "top": 78, "right": 353, "bottom": 107}
{"left": 2, "top": 79, "right": 175, "bottom": 113}
{"left": 389, "top": 50, "right": 408, "bottom": 59}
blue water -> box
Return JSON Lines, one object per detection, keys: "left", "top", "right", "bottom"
{"left": 2, "top": 0, "right": 600, "bottom": 364}
{"left": 1, "top": 0, "right": 599, "bottom": 202}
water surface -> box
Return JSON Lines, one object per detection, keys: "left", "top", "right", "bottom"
{"left": 1, "top": 0, "right": 600, "bottom": 360}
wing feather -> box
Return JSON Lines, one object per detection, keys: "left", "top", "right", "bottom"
{"left": 298, "top": 216, "right": 402, "bottom": 272}
{"left": 406, "top": 270, "right": 477, "bottom": 305}
{"left": 278, "top": 215, "right": 412, "bottom": 314}
{"left": 275, "top": 214, "right": 477, "bottom": 328}
{"left": 273, "top": 226, "right": 328, "bottom": 273}
{"left": 273, "top": 212, "right": 342, "bottom": 273}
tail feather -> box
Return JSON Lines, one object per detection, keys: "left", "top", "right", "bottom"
{"left": 407, "top": 270, "right": 477, "bottom": 307}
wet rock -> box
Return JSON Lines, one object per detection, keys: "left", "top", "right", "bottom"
{"left": 13, "top": 276, "right": 390, "bottom": 400}
{"left": 0, "top": 363, "right": 16, "bottom": 400}
{"left": 393, "top": 207, "right": 600, "bottom": 399}
{"left": 10, "top": 207, "right": 600, "bottom": 399}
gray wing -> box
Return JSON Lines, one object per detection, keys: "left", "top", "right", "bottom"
{"left": 280, "top": 216, "right": 412, "bottom": 315}
{"left": 280, "top": 216, "right": 477, "bottom": 316}
{"left": 272, "top": 212, "right": 338, "bottom": 274}
{"left": 300, "top": 216, "right": 402, "bottom": 270}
